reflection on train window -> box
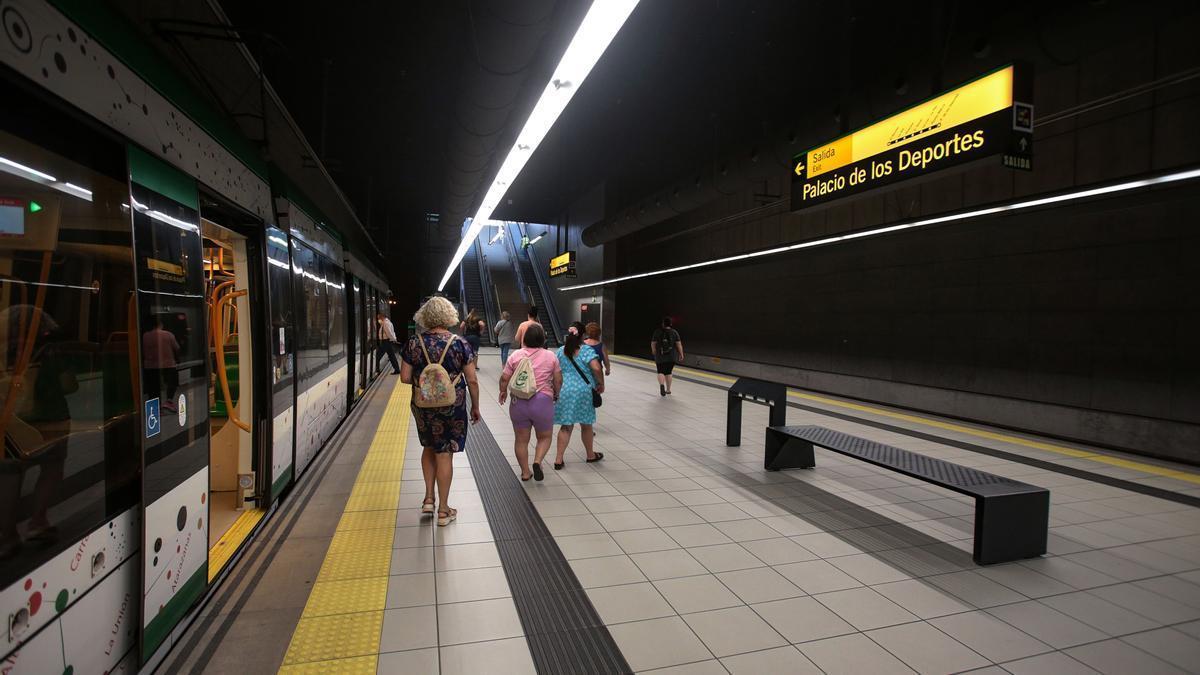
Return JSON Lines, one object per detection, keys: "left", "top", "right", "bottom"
{"left": 293, "top": 242, "right": 328, "bottom": 379}
{"left": 266, "top": 227, "right": 294, "bottom": 391}
{"left": 0, "top": 126, "right": 138, "bottom": 585}
{"left": 326, "top": 260, "right": 346, "bottom": 361}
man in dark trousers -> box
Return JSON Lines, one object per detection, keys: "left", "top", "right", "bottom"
{"left": 650, "top": 316, "right": 684, "bottom": 396}
{"left": 376, "top": 313, "right": 401, "bottom": 374}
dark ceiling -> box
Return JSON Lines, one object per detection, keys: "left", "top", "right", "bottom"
{"left": 216, "top": 0, "right": 1083, "bottom": 239}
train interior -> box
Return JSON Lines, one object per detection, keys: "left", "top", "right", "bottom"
{"left": 201, "top": 213, "right": 261, "bottom": 578}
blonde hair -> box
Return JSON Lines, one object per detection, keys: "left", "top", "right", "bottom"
{"left": 414, "top": 296, "right": 459, "bottom": 330}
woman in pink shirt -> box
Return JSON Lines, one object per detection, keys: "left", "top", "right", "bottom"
{"left": 498, "top": 323, "right": 561, "bottom": 481}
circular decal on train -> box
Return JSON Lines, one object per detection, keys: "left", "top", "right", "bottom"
{"left": 177, "top": 393, "right": 187, "bottom": 426}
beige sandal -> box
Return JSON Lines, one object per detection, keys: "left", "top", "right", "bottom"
{"left": 436, "top": 508, "right": 457, "bottom": 527}
{"left": 421, "top": 498, "right": 435, "bottom": 515}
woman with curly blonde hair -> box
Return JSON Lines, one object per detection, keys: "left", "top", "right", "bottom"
{"left": 400, "top": 296, "right": 480, "bottom": 526}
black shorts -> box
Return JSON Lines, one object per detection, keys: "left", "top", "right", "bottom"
{"left": 655, "top": 361, "right": 675, "bottom": 375}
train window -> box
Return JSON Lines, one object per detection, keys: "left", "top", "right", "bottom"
{"left": 326, "top": 260, "right": 346, "bottom": 362}
{"left": 0, "top": 120, "right": 138, "bottom": 585}
{"left": 293, "top": 242, "right": 327, "bottom": 378}
{"left": 266, "top": 227, "right": 294, "bottom": 392}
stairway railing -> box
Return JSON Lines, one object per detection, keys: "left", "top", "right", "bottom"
{"left": 474, "top": 237, "right": 499, "bottom": 345}
{"left": 517, "top": 222, "right": 566, "bottom": 344}
{"left": 503, "top": 222, "right": 530, "bottom": 304}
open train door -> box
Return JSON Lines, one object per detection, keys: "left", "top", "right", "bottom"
{"left": 127, "top": 146, "right": 211, "bottom": 662}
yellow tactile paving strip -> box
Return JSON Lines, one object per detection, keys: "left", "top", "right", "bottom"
{"left": 208, "top": 507, "right": 266, "bottom": 582}
{"left": 611, "top": 354, "right": 1200, "bottom": 485}
{"left": 279, "top": 381, "right": 411, "bottom": 673}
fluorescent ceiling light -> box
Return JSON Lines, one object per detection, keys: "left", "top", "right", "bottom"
{"left": 559, "top": 166, "right": 1200, "bottom": 291}
{"left": 488, "top": 229, "right": 504, "bottom": 245}
{"left": 528, "top": 233, "right": 545, "bottom": 245}
{"left": 437, "top": 0, "right": 640, "bottom": 291}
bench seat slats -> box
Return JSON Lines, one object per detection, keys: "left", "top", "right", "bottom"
{"left": 765, "top": 425, "right": 1049, "bottom": 565}
{"left": 774, "top": 426, "right": 1043, "bottom": 497}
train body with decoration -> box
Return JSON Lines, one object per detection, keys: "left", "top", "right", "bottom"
{"left": 0, "top": 1, "right": 393, "bottom": 671}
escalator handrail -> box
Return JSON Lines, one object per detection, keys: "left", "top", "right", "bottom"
{"left": 473, "top": 238, "right": 500, "bottom": 345}
{"left": 517, "top": 223, "right": 565, "bottom": 344}
{"left": 503, "top": 223, "right": 530, "bottom": 305}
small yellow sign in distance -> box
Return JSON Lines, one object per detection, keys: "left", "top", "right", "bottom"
{"left": 805, "top": 66, "right": 1014, "bottom": 178}
{"left": 549, "top": 251, "right": 573, "bottom": 268}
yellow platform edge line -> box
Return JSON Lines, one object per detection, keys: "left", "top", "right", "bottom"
{"left": 207, "top": 507, "right": 266, "bottom": 582}
{"left": 610, "top": 354, "right": 1200, "bottom": 485}
{"left": 281, "top": 380, "right": 412, "bottom": 670}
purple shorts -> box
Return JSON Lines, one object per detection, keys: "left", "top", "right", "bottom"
{"left": 510, "top": 392, "right": 554, "bottom": 432}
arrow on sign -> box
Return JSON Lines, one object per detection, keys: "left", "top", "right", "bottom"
{"left": 793, "top": 162, "right": 805, "bottom": 176}
{"left": 29, "top": 201, "right": 42, "bottom": 213}
{"left": 1018, "top": 137, "right": 1028, "bottom": 151}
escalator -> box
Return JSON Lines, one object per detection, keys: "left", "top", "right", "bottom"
{"left": 514, "top": 246, "right": 560, "bottom": 346}
{"left": 460, "top": 241, "right": 491, "bottom": 344}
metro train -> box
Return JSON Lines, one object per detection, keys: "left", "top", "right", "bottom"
{"left": 0, "top": 2, "right": 393, "bottom": 671}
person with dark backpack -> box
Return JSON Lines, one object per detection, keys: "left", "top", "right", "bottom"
{"left": 650, "top": 316, "right": 683, "bottom": 396}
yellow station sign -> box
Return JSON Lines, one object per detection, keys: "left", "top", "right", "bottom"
{"left": 800, "top": 66, "right": 1015, "bottom": 179}
{"left": 791, "top": 65, "right": 1031, "bottom": 210}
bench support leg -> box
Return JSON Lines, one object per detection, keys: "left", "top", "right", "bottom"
{"left": 765, "top": 429, "right": 815, "bottom": 471}
{"left": 973, "top": 491, "right": 1049, "bottom": 565}
{"left": 726, "top": 393, "right": 742, "bottom": 447}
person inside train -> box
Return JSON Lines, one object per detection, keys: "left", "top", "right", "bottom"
{"left": 400, "top": 296, "right": 480, "bottom": 526}
{"left": 376, "top": 312, "right": 401, "bottom": 375}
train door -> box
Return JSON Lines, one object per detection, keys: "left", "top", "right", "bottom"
{"left": 198, "top": 195, "right": 267, "bottom": 580}
{"left": 128, "top": 146, "right": 210, "bottom": 661}
{"left": 265, "top": 227, "right": 296, "bottom": 501}
{"left": 347, "top": 275, "right": 359, "bottom": 403}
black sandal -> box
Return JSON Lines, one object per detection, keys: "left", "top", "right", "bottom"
{"left": 553, "top": 462, "right": 564, "bottom": 470}
{"left": 521, "top": 472, "right": 532, "bottom": 481}
{"left": 532, "top": 462, "right": 544, "bottom": 481}
{"left": 585, "top": 452, "right": 604, "bottom": 463}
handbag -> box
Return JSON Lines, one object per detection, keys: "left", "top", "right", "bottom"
{"left": 566, "top": 352, "right": 602, "bottom": 408}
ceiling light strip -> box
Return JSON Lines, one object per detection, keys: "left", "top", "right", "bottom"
{"left": 437, "top": 0, "right": 641, "bottom": 291}
{"left": 559, "top": 166, "right": 1200, "bottom": 291}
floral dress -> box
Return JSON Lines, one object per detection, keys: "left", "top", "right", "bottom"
{"left": 554, "top": 344, "right": 598, "bottom": 426}
{"left": 401, "top": 332, "right": 475, "bottom": 453}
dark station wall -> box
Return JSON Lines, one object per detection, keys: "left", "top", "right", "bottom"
{"left": 609, "top": 3, "right": 1200, "bottom": 462}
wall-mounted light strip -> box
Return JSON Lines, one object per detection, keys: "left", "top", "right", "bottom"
{"left": 437, "top": 0, "right": 641, "bottom": 291}
{"left": 559, "top": 166, "right": 1200, "bottom": 291}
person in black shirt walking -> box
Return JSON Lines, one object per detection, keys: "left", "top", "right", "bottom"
{"left": 650, "top": 317, "right": 683, "bottom": 396}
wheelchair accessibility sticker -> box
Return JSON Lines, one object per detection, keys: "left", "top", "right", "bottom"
{"left": 145, "top": 397, "right": 161, "bottom": 438}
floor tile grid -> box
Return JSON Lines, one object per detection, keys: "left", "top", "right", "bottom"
{"left": 378, "top": 422, "right": 537, "bottom": 675}
{"left": 608, "top": 354, "right": 1200, "bottom": 496}
{"left": 475, "top": 349, "right": 1200, "bottom": 673}
{"left": 279, "top": 380, "right": 411, "bottom": 674}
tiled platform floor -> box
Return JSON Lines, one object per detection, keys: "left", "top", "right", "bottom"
{"left": 473, "top": 348, "right": 1200, "bottom": 674}
{"left": 173, "top": 349, "right": 1200, "bottom": 674}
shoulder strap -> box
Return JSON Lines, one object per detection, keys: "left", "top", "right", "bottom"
{"left": 417, "top": 334, "right": 433, "bottom": 366}
{"left": 436, "top": 334, "right": 457, "bottom": 365}
{"left": 566, "top": 351, "right": 593, "bottom": 387}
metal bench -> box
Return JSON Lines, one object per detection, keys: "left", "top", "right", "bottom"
{"left": 766, "top": 425, "right": 1049, "bottom": 565}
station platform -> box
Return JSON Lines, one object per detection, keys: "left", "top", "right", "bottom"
{"left": 162, "top": 349, "right": 1200, "bottom": 674}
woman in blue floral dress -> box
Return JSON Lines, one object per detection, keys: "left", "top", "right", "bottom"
{"left": 553, "top": 323, "right": 605, "bottom": 468}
